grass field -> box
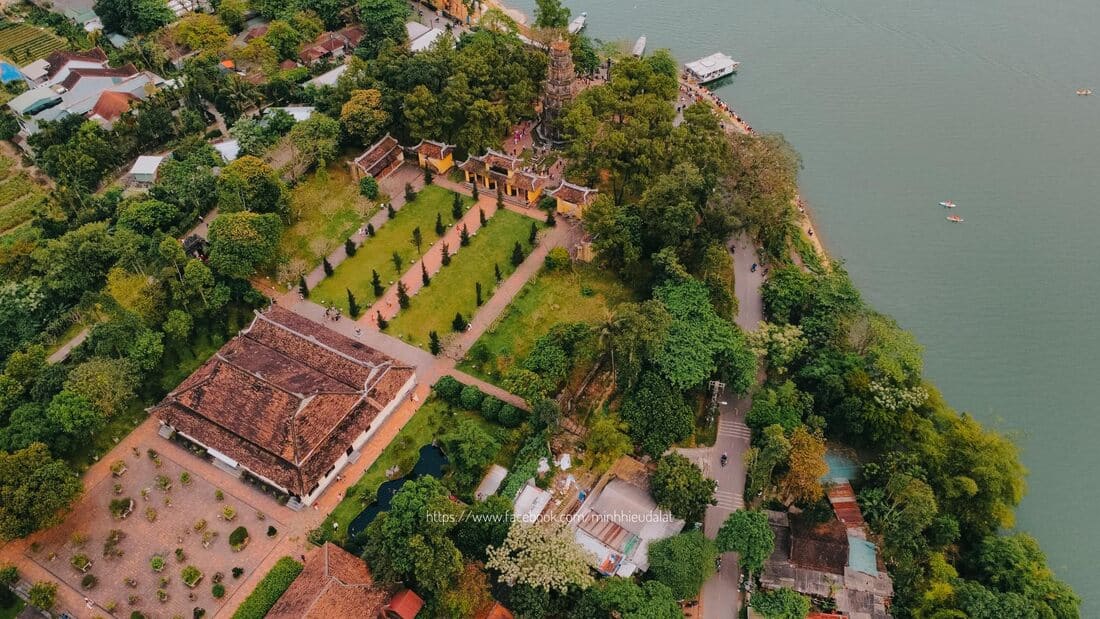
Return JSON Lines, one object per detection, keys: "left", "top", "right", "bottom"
{"left": 0, "top": 154, "right": 50, "bottom": 239}
{"left": 279, "top": 164, "right": 376, "bottom": 274}
{"left": 387, "top": 209, "right": 539, "bottom": 348}
{"left": 0, "top": 22, "right": 65, "bottom": 65}
{"left": 312, "top": 185, "right": 471, "bottom": 313}
{"left": 458, "top": 263, "right": 637, "bottom": 383}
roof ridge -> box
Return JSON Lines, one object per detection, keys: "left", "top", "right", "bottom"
{"left": 253, "top": 310, "right": 379, "bottom": 373}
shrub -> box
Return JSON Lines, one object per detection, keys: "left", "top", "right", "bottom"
{"left": 433, "top": 376, "right": 464, "bottom": 404}
{"left": 70, "top": 553, "right": 91, "bottom": 571}
{"left": 110, "top": 498, "right": 134, "bottom": 519}
{"left": 229, "top": 526, "right": 250, "bottom": 551}
{"left": 81, "top": 574, "right": 97, "bottom": 589}
{"left": 459, "top": 386, "right": 484, "bottom": 410}
{"left": 212, "top": 583, "right": 226, "bottom": 598}
{"left": 266, "top": 526, "right": 278, "bottom": 537}
{"left": 481, "top": 397, "right": 502, "bottom": 422}
{"left": 230, "top": 556, "right": 303, "bottom": 619}
{"left": 544, "top": 246, "right": 571, "bottom": 270}
{"left": 232, "top": 567, "right": 244, "bottom": 579}
{"left": 28, "top": 581, "right": 56, "bottom": 610}
{"left": 151, "top": 555, "right": 166, "bottom": 572}
{"left": 497, "top": 405, "right": 526, "bottom": 428}
{"left": 180, "top": 471, "right": 192, "bottom": 486}
{"left": 358, "top": 176, "right": 379, "bottom": 199}
{"left": 222, "top": 505, "right": 237, "bottom": 521}
{"left": 0, "top": 563, "right": 17, "bottom": 585}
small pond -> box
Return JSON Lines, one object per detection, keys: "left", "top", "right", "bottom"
{"left": 347, "top": 444, "right": 448, "bottom": 537}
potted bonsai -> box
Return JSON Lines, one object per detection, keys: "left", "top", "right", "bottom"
{"left": 150, "top": 555, "right": 166, "bottom": 573}
{"left": 111, "top": 460, "right": 128, "bottom": 477}
{"left": 110, "top": 497, "right": 135, "bottom": 520}
{"left": 181, "top": 565, "right": 204, "bottom": 589}
{"left": 221, "top": 505, "right": 236, "bottom": 521}
{"left": 228, "top": 526, "right": 250, "bottom": 552}
{"left": 156, "top": 475, "right": 172, "bottom": 492}
{"left": 70, "top": 554, "right": 92, "bottom": 573}
{"left": 201, "top": 530, "right": 218, "bottom": 549}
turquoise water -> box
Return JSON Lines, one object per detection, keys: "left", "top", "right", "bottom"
{"left": 509, "top": 0, "right": 1100, "bottom": 608}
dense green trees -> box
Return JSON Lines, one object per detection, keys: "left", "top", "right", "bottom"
{"left": 646, "top": 531, "right": 717, "bottom": 599}
{"left": 360, "top": 476, "right": 463, "bottom": 593}
{"left": 357, "top": 0, "right": 410, "bottom": 57}
{"left": 750, "top": 587, "right": 810, "bottom": 619}
{"left": 0, "top": 443, "right": 83, "bottom": 540}
{"left": 207, "top": 212, "right": 283, "bottom": 279}
{"left": 575, "top": 578, "right": 681, "bottom": 619}
{"left": 650, "top": 453, "right": 716, "bottom": 523}
{"left": 716, "top": 510, "right": 775, "bottom": 575}
{"left": 439, "top": 418, "right": 500, "bottom": 491}
{"left": 94, "top": 0, "right": 173, "bottom": 36}
{"left": 216, "top": 156, "right": 289, "bottom": 217}
{"left": 486, "top": 522, "right": 595, "bottom": 593}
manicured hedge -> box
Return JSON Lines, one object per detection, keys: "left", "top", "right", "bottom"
{"left": 230, "top": 556, "right": 303, "bottom": 619}
{"left": 432, "top": 376, "right": 528, "bottom": 428}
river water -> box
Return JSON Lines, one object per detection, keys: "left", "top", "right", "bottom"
{"left": 508, "top": 0, "right": 1100, "bottom": 609}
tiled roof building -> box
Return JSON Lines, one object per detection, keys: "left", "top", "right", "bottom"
{"left": 547, "top": 181, "right": 597, "bottom": 218}
{"left": 459, "top": 149, "right": 550, "bottom": 207}
{"left": 150, "top": 306, "right": 416, "bottom": 506}
{"left": 351, "top": 134, "right": 404, "bottom": 180}
{"left": 267, "top": 543, "right": 390, "bottom": 619}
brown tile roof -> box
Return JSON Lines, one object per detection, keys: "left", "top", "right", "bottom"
{"left": 57, "top": 63, "right": 139, "bottom": 91}
{"left": 353, "top": 134, "right": 402, "bottom": 178}
{"left": 150, "top": 306, "right": 414, "bottom": 496}
{"left": 279, "top": 59, "right": 299, "bottom": 70}
{"left": 90, "top": 90, "right": 138, "bottom": 121}
{"left": 44, "top": 48, "right": 108, "bottom": 79}
{"left": 510, "top": 171, "right": 548, "bottom": 192}
{"left": 483, "top": 149, "right": 521, "bottom": 171}
{"left": 790, "top": 514, "right": 849, "bottom": 575}
{"left": 267, "top": 543, "right": 390, "bottom": 619}
{"left": 243, "top": 25, "right": 269, "bottom": 41}
{"left": 300, "top": 31, "right": 353, "bottom": 63}
{"left": 549, "top": 181, "right": 597, "bottom": 206}
{"left": 384, "top": 588, "right": 425, "bottom": 619}
{"left": 338, "top": 25, "right": 365, "bottom": 47}
{"left": 412, "top": 139, "right": 454, "bottom": 160}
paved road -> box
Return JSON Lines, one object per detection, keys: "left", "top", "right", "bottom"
{"left": 697, "top": 231, "right": 765, "bottom": 618}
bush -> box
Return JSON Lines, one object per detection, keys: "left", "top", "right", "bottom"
{"left": 433, "top": 375, "right": 464, "bottom": 404}
{"left": 497, "top": 405, "right": 526, "bottom": 428}
{"left": 544, "top": 246, "right": 571, "bottom": 270}
{"left": 358, "top": 176, "right": 379, "bottom": 199}
{"left": 0, "top": 563, "right": 17, "bottom": 585}
{"left": 480, "top": 397, "right": 502, "bottom": 422}
{"left": 266, "top": 525, "right": 278, "bottom": 537}
{"left": 212, "top": 583, "right": 226, "bottom": 598}
{"left": 460, "top": 386, "right": 484, "bottom": 410}
{"left": 81, "top": 574, "right": 97, "bottom": 589}
{"left": 228, "top": 526, "right": 250, "bottom": 550}
{"left": 231, "top": 556, "right": 303, "bottom": 619}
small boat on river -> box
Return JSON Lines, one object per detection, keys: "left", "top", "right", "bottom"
{"left": 568, "top": 12, "right": 587, "bottom": 34}
{"left": 1076, "top": 88, "right": 1092, "bottom": 96}
{"left": 632, "top": 35, "right": 647, "bottom": 57}
{"left": 946, "top": 214, "right": 965, "bottom": 223}
{"left": 939, "top": 200, "right": 956, "bottom": 208}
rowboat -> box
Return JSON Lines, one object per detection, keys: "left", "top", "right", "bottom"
{"left": 946, "top": 215, "right": 964, "bottom": 223}
{"left": 1076, "top": 89, "right": 1092, "bottom": 96}
{"left": 939, "top": 200, "right": 956, "bottom": 208}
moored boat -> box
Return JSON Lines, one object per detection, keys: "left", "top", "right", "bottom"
{"left": 685, "top": 52, "right": 740, "bottom": 83}
{"left": 567, "top": 12, "right": 587, "bottom": 34}
{"left": 939, "top": 200, "right": 956, "bottom": 208}
{"left": 1076, "top": 88, "right": 1092, "bottom": 96}
{"left": 632, "top": 35, "right": 647, "bottom": 57}
{"left": 946, "top": 214, "right": 964, "bottom": 223}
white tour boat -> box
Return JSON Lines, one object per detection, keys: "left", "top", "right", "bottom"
{"left": 685, "top": 52, "right": 740, "bottom": 83}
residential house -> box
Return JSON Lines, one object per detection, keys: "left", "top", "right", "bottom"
{"left": 476, "top": 602, "right": 515, "bottom": 619}
{"left": 569, "top": 456, "right": 683, "bottom": 577}
{"left": 383, "top": 589, "right": 426, "bottom": 619}
{"left": 547, "top": 180, "right": 597, "bottom": 218}
{"left": 149, "top": 306, "right": 417, "bottom": 507}
{"left": 410, "top": 139, "right": 455, "bottom": 174}
{"left": 760, "top": 488, "right": 894, "bottom": 619}
{"left": 351, "top": 134, "right": 404, "bottom": 180}
{"left": 305, "top": 63, "right": 348, "bottom": 88}
{"left": 6, "top": 49, "right": 163, "bottom": 138}
{"left": 128, "top": 155, "right": 166, "bottom": 185}
{"left": 299, "top": 27, "right": 364, "bottom": 65}
{"left": 459, "top": 149, "right": 551, "bottom": 206}
{"left": 212, "top": 139, "right": 240, "bottom": 163}
{"left": 266, "top": 542, "right": 422, "bottom": 619}
{"left": 405, "top": 21, "right": 447, "bottom": 53}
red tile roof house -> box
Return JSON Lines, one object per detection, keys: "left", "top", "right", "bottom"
{"left": 350, "top": 134, "right": 404, "bottom": 181}
{"left": 149, "top": 306, "right": 416, "bottom": 508}
{"left": 266, "top": 542, "right": 423, "bottom": 619}
{"left": 299, "top": 27, "right": 365, "bottom": 65}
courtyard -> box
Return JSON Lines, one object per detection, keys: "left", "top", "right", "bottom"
{"left": 24, "top": 444, "right": 287, "bottom": 619}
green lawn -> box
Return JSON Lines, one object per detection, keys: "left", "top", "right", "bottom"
{"left": 458, "top": 263, "right": 637, "bottom": 383}
{"left": 387, "top": 209, "right": 539, "bottom": 347}
{"left": 312, "top": 185, "right": 471, "bottom": 313}
{"left": 320, "top": 398, "right": 511, "bottom": 545}
{"left": 279, "top": 164, "right": 376, "bottom": 274}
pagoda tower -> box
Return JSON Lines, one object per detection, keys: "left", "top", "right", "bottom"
{"left": 539, "top": 37, "right": 576, "bottom": 145}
